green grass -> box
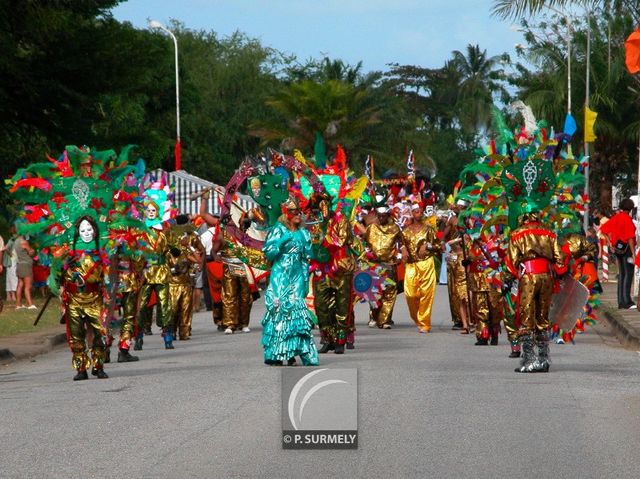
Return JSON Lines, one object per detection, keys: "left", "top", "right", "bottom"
{"left": 0, "top": 295, "right": 64, "bottom": 337}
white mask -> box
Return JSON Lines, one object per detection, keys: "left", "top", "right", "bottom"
{"left": 146, "top": 204, "right": 158, "bottom": 220}
{"left": 78, "top": 219, "right": 95, "bottom": 244}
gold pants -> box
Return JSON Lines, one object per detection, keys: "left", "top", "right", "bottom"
{"left": 119, "top": 290, "right": 139, "bottom": 348}
{"left": 138, "top": 282, "right": 172, "bottom": 332}
{"left": 447, "top": 255, "right": 468, "bottom": 325}
{"left": 369, "top": 266, "right": 397, "bottom": 327}
{"left": 314, "top": 273, "right": 354, "bottom": 344}
{"left": 518, "top": 273, "right": 554, "bottom": 335}
{"left": 472, "top": 289, "right": 504, "bottom": 338}
{"left": 65, "top": 292, "right": 106, "bottom": 371}
{"left": 221, "top": 266, "right": 252, "bottom": 329}
{"left": 170, "top": 282, "right": 194, "bottom": 339}
{"left": 404, "top": 258, "right": 436, "bottom": 331}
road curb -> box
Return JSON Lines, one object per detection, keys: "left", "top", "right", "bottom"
{"left": 46, "top": 333, "right": 67, "bottom": 348}
{"left": 602, "top": 306, "right": 640, "bottom": 350}
{"left": 0, "top": 332, "right": 67, "bottom": 365}
{"left": 0, "top": 348, "right": 16, "bottom": 362}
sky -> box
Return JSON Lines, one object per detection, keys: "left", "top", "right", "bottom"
{"left": 111, "top": 0, "right": 525, "bottom": 73}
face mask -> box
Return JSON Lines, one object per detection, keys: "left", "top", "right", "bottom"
{"left": 146, "top": 204, "right": 158, "bottom": 220}
{"left": 79, "top": 219, "right": 95, "bottom": 244}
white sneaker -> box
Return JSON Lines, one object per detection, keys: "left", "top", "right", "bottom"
{"left": 368, "top": 320, "right": 376, "bottom": 328}
{"left": 382, "top": 324, "right": 392, "bottom": 329}
{"left": 241, "top": 327, "right": 251, "bottom": 333}
{"left": 27, "top": 305, "right": 38, "bottom": 310}
{"left": 224, "top": 328, "right": 233, "bottom": 335}
{"left": 16, "top": 305, "right": 25, "bottom": 309}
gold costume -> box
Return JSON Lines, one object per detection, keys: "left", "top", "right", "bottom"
{"left": 444, "top": 216, "right": 468, "bottom": 327}
{"left": 401, "top": 221, "right": 441, "bottom": 332}
{"left": 506, "top": 219, "right": 566, "bottom": 372}
{"left": 63, "top": 250, "right": 106, "bottom": 372}
{"left": 315, "top": 214, "right": 356, "bottom": 346}
{"left": 138, "top": 227, "right": 174, "bottom": 345}
{"left": 468, "top": 242, "right": 504, "bottom": 344}
{"left": 117, "top": 256, "right": 144, "bottom": 348}
{"left": 167, "top": 226, "right": 204, "bottom": 339}
{"left": 220, "top": 231, "right": 252, "bottom": 331}
{"left": 364, "top": 222, "right": 401, "bottom": 327}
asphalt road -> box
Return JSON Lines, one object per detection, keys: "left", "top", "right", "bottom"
{"left": 1, "top": 285, "right": 639, "bottom": 479}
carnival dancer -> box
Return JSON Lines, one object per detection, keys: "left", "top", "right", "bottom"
{"left": 401, "top": 202, "right": 442, "bottom": 333}
{"left": 137, "top": 199, "right": 175, "bottom": 350}
{"left": 261, "top": 197, "right": 319, "bottom": 366}
{"left": 442, "top": 201, "right": 470, "bottom": 331}
{"left": 506, "top": 210, "right": 567, "bottom": 373}
{"left": 198, "top": 192, "right": 225, "bottom": 330}
{"left": 167, "top": 218, "right": 204, "bottom": 340}
{"left": 214, "top": 217, "right": 254, "bottom": 335}
{"left": 466, "top": 235, "right": 504, "bottom": 345}
{"left": 61, "top": 216, "right": 109, "bottom": 380}
{"left": 309, "top": 192, "right": 356, "bottom": 354}
{"left": 114, "top": 251, "right": 144, "bottom": 362}
{"left": 363, "top": 205, "right": 402, "bottom": 329}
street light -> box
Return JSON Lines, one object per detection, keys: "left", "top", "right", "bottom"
{"left": 149, "top": 19, "right": 181, "bottom": 171}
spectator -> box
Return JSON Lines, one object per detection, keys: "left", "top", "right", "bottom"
{"left": 4, "top": 225, "right": 18, "bottom": 303}
{"left": 600, "top": 199, "right": 636, "bottom": 309}
{"left": 15, "top": 233, "right": 36, "bottom": 309}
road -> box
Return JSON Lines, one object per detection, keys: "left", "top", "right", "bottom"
{"left": 1, "top": 285, "right": 639, "bottom": 479}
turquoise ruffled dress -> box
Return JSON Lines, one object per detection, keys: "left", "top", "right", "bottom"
{"left": 261, "top": 222, "right": 319, "bottom": 366}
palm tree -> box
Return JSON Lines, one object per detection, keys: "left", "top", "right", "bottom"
{"left": 492, "top": 0, "right": 575, "bottom": 19}
{"left": 451, "top": 44, "right": 508, "bottom": 133}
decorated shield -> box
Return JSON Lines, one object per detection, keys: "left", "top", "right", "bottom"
{"left": 549, "top": 276, "right": 590, "bottom": 330}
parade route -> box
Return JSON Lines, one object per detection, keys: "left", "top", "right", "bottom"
{"left": 1, "top": 285, "right": 639, "bottom": 479}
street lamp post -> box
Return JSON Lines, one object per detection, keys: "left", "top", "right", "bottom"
{"left": 149, "top": 19, "right": 181, "bottom": 171}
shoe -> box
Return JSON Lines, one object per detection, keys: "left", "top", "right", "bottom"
{"left": 318, "top": 343, "right": 335, "bottom": 354}
{"left": 490, "top": 336, "right": 499, "bottom": 346}
{"left": 418, "top": 329, "right": 430, "bottom": 333}
{"left": 217, "top": 325, "right": 225, "bottom": 332}
{"left": 368, "top": 320, "right": 376, "bottom": 328}
{"left": 27, "top": 305, "right": 38, "bottom": 310}
{"left": 16, "top": 305, "right": 25, "bottom": 310}
{"left": 117, "top": 350, "right": 139, "bottom": 362}
{"left": 382, "top": 324, "right": 392, "bottom": 329}
{"left": 475, "top": 338, "right": 489, "bottom": 345}
{"left": 509, "top": 350, "right": 521, "bottom": 358}
{"left": 334, "top": 344, "right": 345, "bottom": 354}
{"left": 91, "top": 368, "right": 109, "bottom": 379}
{"left": 451, "top": 324, "right": 463, "bottom": 330}
{"left": 346, "top": 342, "right": 354, "bottom": 350}
{"left": 287, "top": 358, "right": 297, "bottom": 366}
{"left": 224, "top": 328, "right": 233, "bottom": 335}
{"left": 629, "top": 304, "right": 637, "bottom": 310}
{"left": 73, "top": 370, "right": 89, "bottom": 381}
{"left": 389, "top": 320, "right": 395, "bottom": 325}
{"left": 178, "top": 336, "right": 190, "bottom": 340}
{"left": 241, "top": 327, "right": 251, "bottom": 333}
{"left": 460, "top": 328, "right": 470, "bottom": 334}
{"left": 133, "top": 338, "right": 143, "bottom": 351}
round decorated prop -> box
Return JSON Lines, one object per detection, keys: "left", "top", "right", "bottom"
{"left": 352, "top": 264, "right": 394, "bottom": 308}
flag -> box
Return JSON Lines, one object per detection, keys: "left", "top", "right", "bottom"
{"left": 584, "top": 107, "right": 597, "bottom": 143}
{"left": 174, "top": 138, "right": 182, "bottom": 171}
{"left": 406, "top": 149, "right": 415, "bottom": 178}
{"left": 625, "top": 28, "right": 640, "bottom": 74}
{"left": 564, "top": 113, "right": 577, "bottom": 137}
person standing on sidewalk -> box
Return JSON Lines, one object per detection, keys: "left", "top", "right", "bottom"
{"left": 600, "top": 198, "right": 636, "bottom": 309}
{"left": 4, "top": 225, "right": 18, "bottom": 304}
{"left": 14, "top": 232, "right": 36, "bottom": 310}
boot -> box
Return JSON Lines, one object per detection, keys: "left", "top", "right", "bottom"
{"left": 346, "top": 342, "right": 354, "bottom": 350}
{"left": 287, "top": 358, "right": 297, "bottom": 366}
{"left": 117, "top": 349, "right": 139, "bottom": 362}
{"left": 73, "top": 370, "right": 89, "bottom": 381}
{"left": 515, "top": 334, "right": 536, "bottom": 373}
{"left": 318, "top": 343, "right": 335, "bottom": 354}
{"left": 163, "top": 329, "right": 174, "bottom": 350}
{"left": 91, "top": 368, "right": 109, "bottom": 379}
{"left": 474, "top": 337, "right": 489, "bottom": 346}
{"left": 334, "top": 343, "right": 345, "bottom": 354}
{"left": 534, "top": 331, "right": 551, "bottom": 373}
{"left": 133, "top": 337, "right": 143, "bottom": 351}
{"left": 489, "top": 324, "right": 500, "bottom": 346}
{"left": 509, "top": 341, "right": 521, "bottom": 358}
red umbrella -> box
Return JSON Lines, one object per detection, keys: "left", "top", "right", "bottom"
{"left": 625, "top": 28, "right": 640, "bottom": 74}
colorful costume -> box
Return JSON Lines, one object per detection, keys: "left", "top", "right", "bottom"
{"left": 363, "top": 219, "right": 401, "bottom": 328}
{"left": 506, "top": 215, "right": 567, "bottom": 372}
{"left": 219, "top": 229, "right": 253, "bottom": 333}
{"left": 261, "top": 220, "right": 318, "bottom": 365}
{"left": 401, "top": 218, "right": 441, "bottom": 332}
{"left": 314, "top": 212, "right": 356, "bottom": 352}
{"left": 116, "top": 254, "right": 145, "bottom": 361}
